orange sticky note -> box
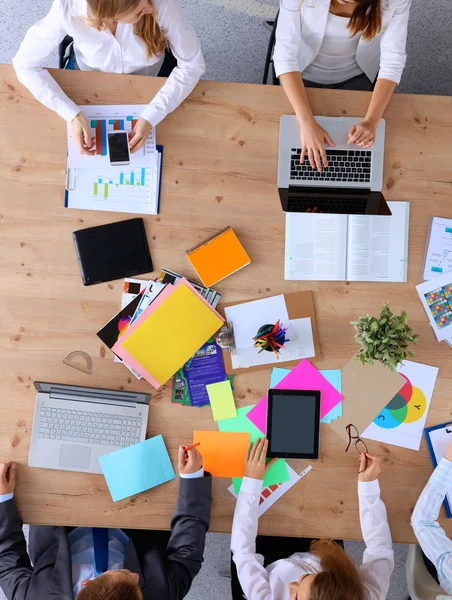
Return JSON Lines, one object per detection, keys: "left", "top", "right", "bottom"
{"left": 193, "top": 431, "right": 250, "bottom": 478}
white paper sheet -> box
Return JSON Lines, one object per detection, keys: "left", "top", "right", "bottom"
{"left": 225, "top": 295, "right": 290, "bottom": 350}
{"left": 362, "top": 360, "right": 439, "bottom": 451}
{"left": 423, "top": 217, "right": 452, "bottom": 281}
{"left": 416, "top": 272, "right": 452, "bottom": 341}
{"left": 228, "top": 465, "right": 311, "bottom": 518}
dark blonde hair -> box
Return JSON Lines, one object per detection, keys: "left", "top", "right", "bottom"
{"left": 87, "top": 0, "right": 167, "bottom": 58}
{"left": 308, "top": 540, "right": 365, "bottom": 600}
{"left": 76, "top": 573, "right": 142, "bottom": 600}
{"left": 347, "top": 0, "right": 382, "bottom": 41}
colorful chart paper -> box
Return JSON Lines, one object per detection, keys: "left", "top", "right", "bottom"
{"left": 207, "top": 380, "right": 237, "bottom": 421}
{"left": 247, "top": 359, "right": 344, "bottom": 434}
{"left": 362, "top": 360, "right": 439, "bottom": 450}
{"left": 99, "top": 435, "right": 176, "bottom": 502}
{"left": 193, "top": 431, "right": 250, "bottom": 478}
{"left": 113, "top": 279, "right": 224, "bottom": 388}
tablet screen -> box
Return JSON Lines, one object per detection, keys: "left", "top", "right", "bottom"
{"left": 268, "top": 390, "right": 320, "bottom": 458}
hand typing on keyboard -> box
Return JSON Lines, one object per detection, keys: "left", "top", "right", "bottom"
{"left": 348, "top": 119, "right": 377, "bottom": 149}
{"left": 299, "top": 118, "right": 336, "bottom": 172}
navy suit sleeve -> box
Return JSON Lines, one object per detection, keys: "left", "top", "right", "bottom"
{"left": 0, "top": 499, "right": 32, "bottom": 600}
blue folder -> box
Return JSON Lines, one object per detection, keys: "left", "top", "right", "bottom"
{"left": 424, "top": 421, "right": 452, "bottom": 518}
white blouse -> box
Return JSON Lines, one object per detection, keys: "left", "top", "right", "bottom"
{"left": 13, "top": 0, "right": 205, "bottom": 126}
{"left": 231, "top": 477, "right": 394, "bottom": 600}
{"left": 302, "top": 12, "right": 363, "bottom": 84}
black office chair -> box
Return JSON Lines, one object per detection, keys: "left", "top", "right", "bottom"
{"left": 58, "top": 35, "right": 177, "bottom": 75}
{"left": 262, "top": 10, "right": 280, "bottom": 85}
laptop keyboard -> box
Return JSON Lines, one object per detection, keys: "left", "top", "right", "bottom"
{"left": 37, "top": 406, "right": 143, "bottom": 447}
{"left": 287, "top": 195, "right": 369, "bottom": 214}
{"left": 290, "top": 149, "right": 372, "bottom": 183}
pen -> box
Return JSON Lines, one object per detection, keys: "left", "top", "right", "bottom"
{"left": 183, "top": 442, "right": 200, "bottom": 452}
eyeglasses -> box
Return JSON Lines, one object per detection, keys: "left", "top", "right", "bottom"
{"left": 345, "top": 424, "right": 368, "bottom": 474}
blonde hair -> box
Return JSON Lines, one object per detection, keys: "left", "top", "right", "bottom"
{"left": 87, "top": 0, "right": 167, "bottom": 58}
{"left": 347, "top": 0, "right": 382, "bottom": 41}
{"left": 308, "top": 540, "right": 365, "bottom": 600}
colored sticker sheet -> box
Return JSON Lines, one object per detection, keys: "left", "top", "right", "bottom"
{"left": 99, "top": 435, "right": 176, "bottom": 502}
{"left": 193, "top": 431, "right": 250, "bottom": 478}
{"left": 113, "top": 279, "right": 224, "bottom": 388}
{"left": 247, "top": 359, "right": 344, "bottom": 434}
{"left": 218, "top": 405, "right": 289, "bottom": 492}
{"left": 185, "top": 341, "right": 228, "bottom": 407}
{"left": 207, "top": 380, "right": 237, "bottom": 421}
{"left": 270, "top": 367, "right": 342, "bottom": 424}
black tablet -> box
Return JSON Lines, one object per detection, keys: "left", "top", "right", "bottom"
{"left": 73, "top": 218, "right": 153, "bottom": 286}
{"left": 267, "top": 389, "right": 320, "bottom": 459}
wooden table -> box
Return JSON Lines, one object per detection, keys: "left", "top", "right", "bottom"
{"left": 1, "top": 64, "right": 452, "bottom": 543}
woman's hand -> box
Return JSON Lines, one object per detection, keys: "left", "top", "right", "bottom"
{"left": 178, "top": 446, "right": 203, "bottom": 475}
{"left": 129, "top": 117, "right": 152, "bottom": 154}
{"left": 0, "top": 463, "right": 16, "bottom": 495}
{"left": 348, "top": 119, "right": 378, "bottom": 148}
{"left": 358, "top": 453, "right": 380, "bottom": 482}
{"left": 71, "top": 112, "right": 96, "bottom": 155}
{"left": 299, "top": 118, "right": 335, "bottom": 172}
{"left": 244, "top": 438, "right": 277, "bottom": 480}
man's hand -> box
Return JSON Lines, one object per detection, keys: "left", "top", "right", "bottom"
{"left": 71, "top": 112, "right": 96, "bottom": 155}
{"left": 0, "top": 463, "right": 16, "bottom": 495}
{"left": 244, "top": 438, "right": 277, "bottom": 480}
{"left": 358, "top": 453, "right": 380, "bottom": 483}
{"left": 178, "top": 446, "right": 203, "bottom": 475}
{"left": 348, "top": 119, "right": 378, "bottom": 149}
{"left": 129, "top": 117, "right": 152, "bottom": 154}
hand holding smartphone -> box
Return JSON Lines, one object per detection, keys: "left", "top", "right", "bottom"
{"left": 107, "top": 130, "right": 130, "bottom": 166}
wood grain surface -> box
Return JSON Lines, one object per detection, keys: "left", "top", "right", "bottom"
{"left": 1, "top": 64, "right": 452, "bottom": 542}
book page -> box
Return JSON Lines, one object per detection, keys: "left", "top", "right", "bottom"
{"left": 346, "top": 201, "right": 409, "bottom": 282}
{"left": 285, "top": 213, "right": 348, "bottom": 281}
{"left": 422, "top": 217, "right": 452, "bottom": 280}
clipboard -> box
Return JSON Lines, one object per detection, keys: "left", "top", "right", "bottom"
{"left": 218, "top": 291, "right": 321, "bottom": 375}
{"left": 424, "top": 422, "right": 452, "bottom": 518}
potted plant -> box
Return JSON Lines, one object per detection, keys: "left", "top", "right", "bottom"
{"left": 351, "top": 304, "right": 418, "bottom": 371}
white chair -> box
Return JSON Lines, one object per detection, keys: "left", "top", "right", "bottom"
{"left": 406, "top": 544, "right": 449, "bottom": 600}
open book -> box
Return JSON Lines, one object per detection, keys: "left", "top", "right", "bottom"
{"left": 285, "top": 201, "right": 409, "bottom": 282}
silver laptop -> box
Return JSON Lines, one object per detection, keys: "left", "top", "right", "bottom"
{"left": 278, "top": 115, "right": 391, "bottom": 215}
{"left": 29, "top": 382, "right": 150, "bottom": 474}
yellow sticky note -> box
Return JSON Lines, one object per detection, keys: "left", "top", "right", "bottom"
{"left": 206, "top": 380, "right": 237, "bottom": 421}
{"left": 121, "top": 283, "right": 223, "bottom": 385}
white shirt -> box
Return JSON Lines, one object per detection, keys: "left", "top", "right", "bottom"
{"left": 274, "top": 0, "right": 412, "bottom": 85}
{"left": 13, "top": 0, "right": 205, "bottom": 126}
{"left": 231, "top": 477, "right": 394, "bottom": 600}
{"left": 302, "top": 12, "right": 363, "bottom": 84}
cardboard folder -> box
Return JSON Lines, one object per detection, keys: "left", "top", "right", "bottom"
{"left": 218, "top": 291, "right": 321, "bottom": 375}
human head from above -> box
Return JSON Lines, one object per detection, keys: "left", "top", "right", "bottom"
{"left": 331, "top": 0, "right": 382, "bottom": 40}
{"left": 76, "top": 569, "right": 142, "bottom": 600}
{"left": 288, "top": 540, "right": 365, "bottom": 600}
{"left": 87, "top": 0, "right": 167, "bottom": 56}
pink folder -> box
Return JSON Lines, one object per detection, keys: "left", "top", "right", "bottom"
{"left": 246, "top": 359, "right": 344, "bottom": 434}
{"left": 113, "top": 278, "right": 224, "bottom": 388}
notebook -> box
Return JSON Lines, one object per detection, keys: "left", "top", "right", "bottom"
{"left": 112, "top": 278, "right": 224, "bottom": 388}
{"left": 285, "top": 201, "right": 409, "bottom": 282}
{"left": 424, "top": 422, "right": 452, "bottom": 517}
{"left": 422, "top": 217, "right": 452, "bottom": 281}
{"left": 186, "top": 226, "right": 250, "bottom": 287}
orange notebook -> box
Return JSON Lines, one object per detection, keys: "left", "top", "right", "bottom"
{"left": 186, "top": 226, "right": 250, "bottom": 287}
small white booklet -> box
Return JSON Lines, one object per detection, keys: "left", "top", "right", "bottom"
{"left": 285, "top": 201, "right": 410, "bottom": 282}
{"left": 422, "top": 216, "right": 452, "bottom": 281}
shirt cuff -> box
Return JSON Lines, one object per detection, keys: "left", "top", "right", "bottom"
{"left": 140, "top": 104, "right": 166, "bottom": 128}
{"left": 180, "top": 467, "right": 204, "bottom": 479}
{"left": 358, "top": 479, "right": 380, "bottom": 496}
{"left": 240, "top": 477, "right": 263, "bottom": 494}
{"left": 0, "top": 493, "right": 14, "bottom": 503}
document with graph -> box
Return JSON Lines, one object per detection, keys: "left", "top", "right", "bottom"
{"left": 65, "top": 105, "right": 162, "bottom": 215}
{"left": 422, "top": 217, "right": 452, "bottom": 281}
{"left": 285, "top": 201, "right": 409, "bottom": 282}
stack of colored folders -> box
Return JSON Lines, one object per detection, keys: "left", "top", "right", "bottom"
{"left": 113, "top": 278, "right": 224, "bottom": 389}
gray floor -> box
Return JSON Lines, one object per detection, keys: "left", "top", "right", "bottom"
{"left": 1, "top": 0, "right": 449, "bottom": 598}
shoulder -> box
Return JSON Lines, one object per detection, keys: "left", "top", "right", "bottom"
{"left": 383, "top": 0, "right": 412, "bottom": 12}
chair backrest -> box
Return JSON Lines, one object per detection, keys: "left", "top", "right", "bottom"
{"left": 406, "top": 544, "right": 448, "bottom": 600}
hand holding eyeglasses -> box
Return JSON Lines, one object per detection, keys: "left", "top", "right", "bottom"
{"left": 358, "top": 453, "right": 380, "bottom": 483}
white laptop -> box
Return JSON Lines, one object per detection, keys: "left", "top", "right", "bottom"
{"left": 277, "top": 115, "right": 391, "bottom": 215}
{"left": 29, "top": 382, "right": 150, "bottom": 474}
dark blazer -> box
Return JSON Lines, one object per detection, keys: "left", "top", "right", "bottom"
{"left": 0, "top": 475, "right": 212, "bottom": 600}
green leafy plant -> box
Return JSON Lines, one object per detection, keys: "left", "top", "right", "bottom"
{"left": 351, "top": 304, "right": 419, "bottom": 371}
